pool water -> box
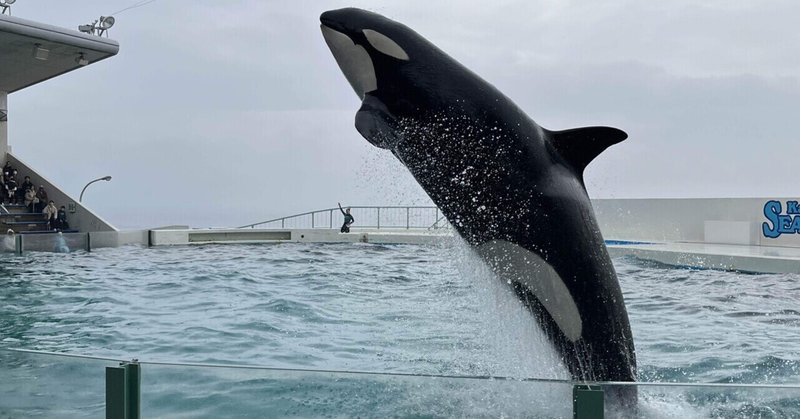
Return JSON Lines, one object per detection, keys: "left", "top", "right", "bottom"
{"left": 1, "top": 241, "right": 799, "bottom": 417}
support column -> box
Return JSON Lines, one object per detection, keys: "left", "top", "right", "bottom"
{"left": 0, "top": 91, "right": 7, "bottom": 164}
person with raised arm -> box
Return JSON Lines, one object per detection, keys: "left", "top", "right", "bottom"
{"left": 338, "top": 203, "right": 354, "bottom": 233}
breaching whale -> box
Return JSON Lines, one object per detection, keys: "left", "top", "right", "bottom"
{"left": 320, "top": 7, "right": 637, "bottom": 399}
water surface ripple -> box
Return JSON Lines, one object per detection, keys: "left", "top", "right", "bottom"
{"left": 1, "top": 243, "right": 799, "bottom": 417}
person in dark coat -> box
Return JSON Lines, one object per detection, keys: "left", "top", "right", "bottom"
{"left": 13, "top": 172, "right": 25, "bottom": 205}
{"left": 56, "top": 206, "right": 69, "bottom": 230}
{"left": 5, "top": 175, "right": 17, "bottom": 204}
{"left": 20, "top": 176, "right": 33, "bottom": 195}
{"left": 35, "top": 186, "right": 48, "bottom": 212}
{"left": 338, "top": 202, "right": 355, "bottom": 233}
{"left": 3, "top": 161, "right": 13, "bottom": 179}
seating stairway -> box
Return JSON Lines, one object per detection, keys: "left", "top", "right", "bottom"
{"left": 0, "top": 204, "right": 75, "bottom": 234}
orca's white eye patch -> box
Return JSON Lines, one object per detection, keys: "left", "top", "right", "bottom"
{"left": 363, "top": 29, "right": 409, "bottom": 61}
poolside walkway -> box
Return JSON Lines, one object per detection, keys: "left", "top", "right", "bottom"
{"left": 607, "top": 241, "right": 800, "bottom": 274}
{"left": 148, "top": 227, "right": 800, "bottom": 274}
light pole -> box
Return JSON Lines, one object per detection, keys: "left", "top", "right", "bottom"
{"left": 79, "top": 176, "right": 112, "bottom": 202}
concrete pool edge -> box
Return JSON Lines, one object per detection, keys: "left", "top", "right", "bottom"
{"left": 606, "top": 241, "right": 800, "bottom": 274}
{"left": 127, "top": 228, "right": 800, "bottom": 275}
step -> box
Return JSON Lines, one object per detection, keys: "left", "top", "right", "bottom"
{"left": 2, "top": 204, "right": 32, "bottom": 214}
{"left": 19, "top": 229, "right": 79, "bottom": 235}
{"left": 3, "top": 220, "right": 50, "bottom": 233}
{"left": 0, "top": 212, "right": 47, "bottom": 221}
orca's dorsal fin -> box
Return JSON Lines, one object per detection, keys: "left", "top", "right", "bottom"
{"left": 548, "top": 126, "right": 628, "bottom": 175}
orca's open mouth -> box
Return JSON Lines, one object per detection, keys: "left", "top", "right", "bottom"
{"left": 320, "top": 24, "right": 377, "bottom": 100}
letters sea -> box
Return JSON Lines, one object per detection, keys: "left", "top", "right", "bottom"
{"left": 763, "top": 200, "right": 800, "bottom": 238}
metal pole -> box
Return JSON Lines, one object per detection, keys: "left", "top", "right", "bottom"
{"left": 79, "top": 176, "right": 112, "bottom": 202}
{"left": 311, "top": 212, "right": 315, "bottom": 229}
{"left": 434, "top": 208, "right": 439, "bottom": 229}
{"left": 126, "top": 362, "right": 140, "bottom": 419}
{"left": 329, "top": 210, "right": 333, "bottom": 229}
{"left": 406, "top": 207, "right": 410, "bottom": 229}
{"left": 377, "top": 208, "right": 380, "bottom": 229}
{"left": 106, "top": 361, "right": 141, "bottom": 419}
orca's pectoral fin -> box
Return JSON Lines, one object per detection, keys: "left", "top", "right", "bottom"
{"left": 548, "top": 126, "right": 628, "bottom": 175}
{"left": 354, "top": 94, "right": 403, "bottom": 150}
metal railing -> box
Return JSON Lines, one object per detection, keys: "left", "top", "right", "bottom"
{"left": 7, "top": 347, "right": 800, "bottom": 418}
{"left": 238, "top": 206, "right": 451, "bottom": 230}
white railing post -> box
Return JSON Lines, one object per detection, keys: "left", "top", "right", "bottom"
{"left": 377, "top": 207, "right": 381, "bottom": 229}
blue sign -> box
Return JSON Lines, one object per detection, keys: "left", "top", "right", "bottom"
{"left": 763, "top": 200, "right": 800, "bottom": 238}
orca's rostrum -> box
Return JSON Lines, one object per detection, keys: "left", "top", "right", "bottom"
{"left": 320, "top": 7, "right": 637, "bottom": 399}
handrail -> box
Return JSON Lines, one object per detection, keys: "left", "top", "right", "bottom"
{"left": 8, "top": 347, "right": 800, "bottom": 390}
{"left": 428, "top": 213, "right": 451, "bottom": 230}
{"left": 238, "top": 206, "right": 444, "bottom": 230}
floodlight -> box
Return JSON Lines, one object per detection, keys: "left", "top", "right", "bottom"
{"left": 33, "top": 44, "right": 50, "bottom": 61}
{"left": 0, "top": 0, "right": 15, "bottom": 15}
{"left": 99, "top": 16, "right": 115, "bottom": 29}
{"left": 78, "top": 15, "right": 116, "bottom": 37}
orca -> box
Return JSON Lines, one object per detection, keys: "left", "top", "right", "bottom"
{"left": 321, "top": 7, "right": 637, "bottom": 404}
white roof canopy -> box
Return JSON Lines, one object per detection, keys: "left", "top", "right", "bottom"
{"left": 0, "top": 14, "right": 119, "bottom": 93}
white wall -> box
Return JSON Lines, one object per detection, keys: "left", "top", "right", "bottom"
{"left": 593, "top": 198, "right": 800, "bottom": 248}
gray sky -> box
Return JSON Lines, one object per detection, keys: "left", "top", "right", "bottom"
{"left": 7, "top": 1, "right": 799, "bottom": 228}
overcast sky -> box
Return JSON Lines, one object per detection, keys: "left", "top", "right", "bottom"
{"left": 7, "top": 1, "right": 799, "bottom": 229}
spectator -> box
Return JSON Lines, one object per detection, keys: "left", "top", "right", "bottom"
{"left": 20, "top": 176, "right": 33, "bottom": 194}
{"left": 35, "top": 186, "right": 48, "bottom": 212}
{"left": 5, "top": 175, "right": 16, "bottom": 204}
{"left": 2, "top": 161, "right": 13, "bottom": 178}
{"left": 43, "top": 200, "right": 57, "bottom": 229}
{"left": 0, "top": 173, "right": 5, "bottom": 204}
{"left": 24, "top": 186, "right": 37, "bottom": 213}
{"left": 56, "top": 206, "right": 69, "bottom": 230}
{"left": 15, "top": 174, "right": 29, "bottom": 204}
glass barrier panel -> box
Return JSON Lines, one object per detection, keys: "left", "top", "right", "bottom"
{"left": 21, "top": 232, "right": 87, "bottom": 253}
{"left": 602, "top": 382, "right": 800, "bottom": 418}
{"left": 377, "top": 207, "right": 408, "bottom": 228}
{"left": 311, "top": 211, "right": 334, "bottom": 229}
{"left": 141, "top": 363, "right": 572, "bottom": 418}
{"left": 347, "top": 207, "right": 377, "bottom": 229}
{"left": 0, "top": 349, "right": 120, "bottom": 418}
{"left": 408, "top": 207, "right": 438, "bottom": 228}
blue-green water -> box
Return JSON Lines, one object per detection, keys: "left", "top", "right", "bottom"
{"left": 1, "top": 241, "right": 800, "bottom": 418}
